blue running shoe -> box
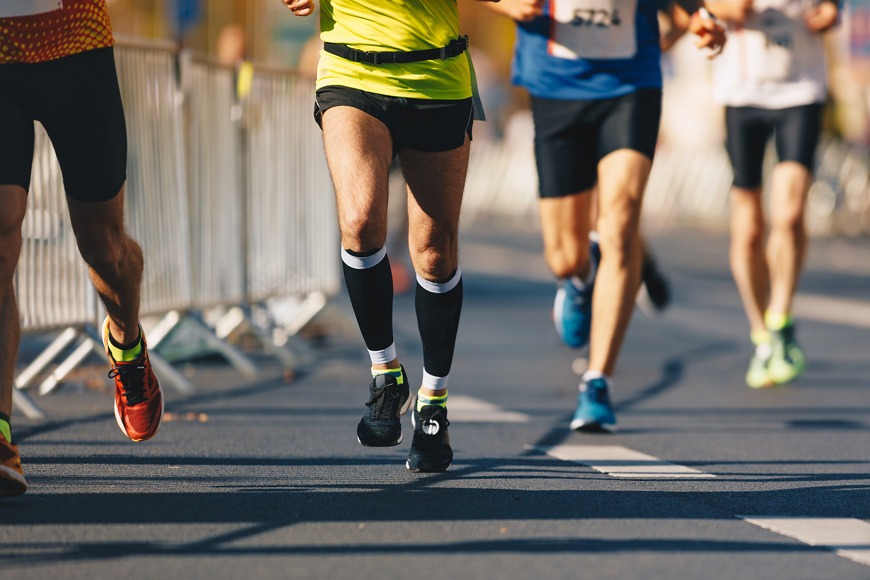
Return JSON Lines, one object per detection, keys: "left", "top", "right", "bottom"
{"left": 570, "top": 377, "right": 616, "bottom": 432}
{"left": 553, "top": 239, "right": 599, "bottom": 349}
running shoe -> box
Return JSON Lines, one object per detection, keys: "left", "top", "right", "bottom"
{"left": 637, "top": 252, "right": 671, "bottom": 315}
{"left": 745, "top": 342, "right": 774, "bottom": 389}
{"left": 357, "top": 367, "right": 412, "bottom": 447}
{"left": 0, "top": 433, "right": 27, "bottom": 497}
{"left": 406, "top": 404, "right": 452, "bottom": 473}
{"left": 553, "top": 240, "right": 599, "bottom": 348}
{"left": 102, "top": 317, "right": 164, "bottom": 442}
{"left": 767, "top": 322, "right": 805, "bottom": 385}
{"left": 570, "top": 377, "right": 616, "bottom": 432}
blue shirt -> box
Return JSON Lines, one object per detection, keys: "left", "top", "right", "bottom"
{"left": 512, "top": 0, "right": 662, "bottom": 100}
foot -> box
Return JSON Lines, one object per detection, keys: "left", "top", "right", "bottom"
{"left": 0, "top": 433, "right": 27, "bottom": 497}
{"left": 745, "top": 342, "right": 774, "bottom": 389}
{"left": 637, "top": 253, "right": 671, "bottom": 316}
{"left": 406, "top": 404, "right": 452, "bottom": 473}
{"left": 357, "top": 366, "right": 412, "bottom": 447}
{"left": 767, "top": 323, "right": 805, "bottom": 385}
{"left": 570, "top": 376, "right": 616, "bottom": 432}
{"left": 553, "top": 237, "right": 599, "bottom": 349}
{"left": 103, "top": 317, "right": 165, "bottom": 442}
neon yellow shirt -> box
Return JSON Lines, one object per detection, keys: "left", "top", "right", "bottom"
{"left": 316, "top": 0, "right": 471, "bottom": 100}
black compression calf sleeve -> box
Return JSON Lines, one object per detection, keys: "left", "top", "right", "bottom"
{"left": 341, "top": 247, "right": 394, "bottom": 353}
{"left": 415, "top": 268, "right": 463, "bottom": 378}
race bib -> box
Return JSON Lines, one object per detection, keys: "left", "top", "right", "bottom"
{"left": 741, "top": 8, "right": 800, "bottom": 82}
{"left": 548, "top": 0, "right": 637, "bottom": 60}
{"left": 0, "top": 0, "right": 63, "bottom": 18}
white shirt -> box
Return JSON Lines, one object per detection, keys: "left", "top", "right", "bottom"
{"left": 713, "top": 0, "right": 828, "bottom": 108}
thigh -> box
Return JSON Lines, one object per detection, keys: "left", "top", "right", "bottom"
{"left": 597, "top": 88, "right": 662, "bottom": 162}
{"left": 774, "top": 103, "right": 823, "bottom": 171}
{"left": 320, "top": 103, "right": 394, "bottom": 249}
{"left": 399, "top": 137, "right": 470, "bottom": 277}
{"left": 0, "top": 65, "right": 35, "bottom": 192}
{"left": 726, "top": 107, "right": 772, "bottom": 189}
{"left": 531, "top": 96, "right": 597, "bottom": 198}
{"left": 34, "top": 47, "right": 127, "bottom": 203}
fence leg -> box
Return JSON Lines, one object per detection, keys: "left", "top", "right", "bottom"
{"left": 12, "top": 388, "right": 47, "bottom": 420}
{"left": 216, "top": 305, "right": 310, "bottom": 370}
{"left": 186, "top": 311, "right": 259, "bottom": 377}
{"left": 14, "top": 326, "right": 78, "bottom": 390}
{"left": 38, "top": 338, "right": 102, "bottom": 396}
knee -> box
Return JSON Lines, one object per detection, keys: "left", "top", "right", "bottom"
{"left": 340, "top": 212, "right": 385, "bottom": 252}
{"left": 0, "top": 215, "right": 25, "bottom": 283}
{"left": 770, "top": 210, "right": 805, "bottom": 237}
{"left": 412, "top": 242, "right": 457, "bottom": 281}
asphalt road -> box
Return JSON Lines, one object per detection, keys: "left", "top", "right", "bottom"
{"left": 2, "top": 226, "right": 869, "bottom": 580}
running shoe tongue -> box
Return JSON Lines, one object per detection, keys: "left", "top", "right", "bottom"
{"left": 110, "top": 364, "right": 146, "bottom": 404}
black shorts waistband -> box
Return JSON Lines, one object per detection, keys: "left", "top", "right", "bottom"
{"left": 323, "top": 36, "right": 468, "bottom": 65}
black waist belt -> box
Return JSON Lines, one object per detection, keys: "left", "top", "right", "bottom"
{"left": 323, "top": 36, "right": 468, "bottom": 65}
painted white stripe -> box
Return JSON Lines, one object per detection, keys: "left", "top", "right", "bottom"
{"left": 794, "top": 293, "right": 870, "bottom": 330}
{"left": 446, "top": 395, "right": 529, "bottom": 423}
{"left": 741, "top": 517, "right": 870, "bottom": 567}
{"left": 539, "top": 444, "right": 716, "bottom": 479}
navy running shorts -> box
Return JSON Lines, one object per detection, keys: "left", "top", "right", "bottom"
{"left": 530, "top": 88, "right": 662, "bottom": 199}
{"left": 725, "top": 103, "right": 823, "bottom": 189}
{"left": 314, "top": 85, "right": 473, "bottom": 156}
{"left": 0, "top": 47, "right": 127, "bottom": 203}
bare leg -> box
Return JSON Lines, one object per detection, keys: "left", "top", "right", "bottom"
{"left": 588, "top": 149, "right": 651, "bottom": 376}
{"left": 67, "top": 186, "right": 143, "bottom": 344}
{"left": 766, "top": 161, "right": 811, "bottom": 316}
{"left": 538, "top": 191, "right": 593, "bottom": 279}
{"left": 0, "top": 185, "right": 28, "bottom": 417}
{"left": 729, "top": 186, "right": 769, "bottom": 334}
{"left": 321, "top": 106, "right": 397, "bottom": 372}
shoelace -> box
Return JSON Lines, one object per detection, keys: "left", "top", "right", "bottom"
{"left": 108, "top": 364, "right": 147, "bottom": 405}
{"left": 585, "top": 384, "right": 610, "bottom": 405}
{"left": 365, "top": 383, "right": 400, "bottom": 420}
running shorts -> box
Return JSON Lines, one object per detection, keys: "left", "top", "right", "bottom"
{"left": 314, "top": 86, "right": 473, "bottom": 157}
{"left": 0, "top": 46, "right": 127, "bottom": 202}
{"left": 530, "top": 88, "right": 662, "bottom": 199}
{"left": 725, "top": 103, "right": 823, "bottom": 189}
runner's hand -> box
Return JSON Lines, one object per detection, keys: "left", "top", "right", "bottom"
{"left": 804, "top": 1, "right": 838, "bottom": 33}
{"left": 484, "top": 0, "right": 544, "bottom": 22}
{"left": 283, "top": 0, "right": 314, "bottom": 16}
{"left": 689, "top": 8, "right": 726, "bottom": 58}
{"left": 705, "top": 0, "right": 753, "bottom": 25}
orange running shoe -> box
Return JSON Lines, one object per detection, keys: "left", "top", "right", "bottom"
{"left": 102, "top": 317, "right": 164, "bottom": 442}
{"left": 0, "top": 433, "right": 27, "bottom": 497}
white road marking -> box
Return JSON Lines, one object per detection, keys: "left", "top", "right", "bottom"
{"left": 794, "top": 293, "right": 870, "bottom": 330}
{"left": 741, "top": 517, "right": 870, "bottom": 567}
{"left": 538, "top": 444, "right": 716, "bottom": 479}
{"left": 445, "top": 395, "right": 529, "bottom": 423}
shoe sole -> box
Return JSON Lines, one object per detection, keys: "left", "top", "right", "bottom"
{"left": 0, "top": 466, "right": 27, "bottom": 497}
{"left": 405, "top": 459, "right": 450, "bottom": 473}
{"left": 570, "top": 418, "right": 616, "bottom": 433}
{"left": 356, "top": 393, "right": 413, "bottom": 447}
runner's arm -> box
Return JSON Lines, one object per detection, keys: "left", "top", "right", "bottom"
{"left": 281, "top": 0, "right": 314, "bottom": 16}
{"left": 804, "top": 0, "right": 839, "bottom": 34}
{"left": 673, "top": 0, "right": 727, "bottom": 56}
{"left": 479, "top": 0, "right": 544, "bottom": 22}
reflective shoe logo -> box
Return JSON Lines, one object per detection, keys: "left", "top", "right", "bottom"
{"left": 422, "top": 420, "right": 440, "bottom": 436}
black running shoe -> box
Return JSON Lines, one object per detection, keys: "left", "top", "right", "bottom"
{"left": 637, "top": 252, "right": 671, "bottom": 315}
{"left": 406, "top": 404, "right": 452, "bottom": 473}
{"left": 357, "top": 367, "right": 411, "bottom": 447}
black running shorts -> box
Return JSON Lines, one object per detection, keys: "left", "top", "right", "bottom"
{"left": 530, "top": 88, "right": 662, "bottom": 199}
{"left": 725, "top": 103, "right": 823, "bottom": 189}
{"left": 0, "top": 47, "right": 127, "bottom": 203}
{"left": 314, "top": 86, "right": 473, "bottom": 156}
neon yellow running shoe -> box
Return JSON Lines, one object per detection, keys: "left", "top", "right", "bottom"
{"left": 767, "top": 323, "right": 805, "bottom": 385}
{"left": 745, "top": 342, "right": 774, "bottom": 389}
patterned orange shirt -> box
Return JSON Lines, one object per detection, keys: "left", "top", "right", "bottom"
{"left": 0, "top": 0, "right": 113, "bottom": 64}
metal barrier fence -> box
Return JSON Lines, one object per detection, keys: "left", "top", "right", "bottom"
{"left": 462, "top": 136, "right": 870, "bottom": 236}
{"left": 14, "top": 40, "right": 339, "bottom": 418}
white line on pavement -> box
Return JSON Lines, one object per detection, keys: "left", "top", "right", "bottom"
{"left": 537, "top": 444, "right": 716, "bottom": 479}
{"left": 741, "top": 517, "right": 870, "bottom": 567}
{"left": 447, "top": 395, "right": 530, "bottom": 423}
